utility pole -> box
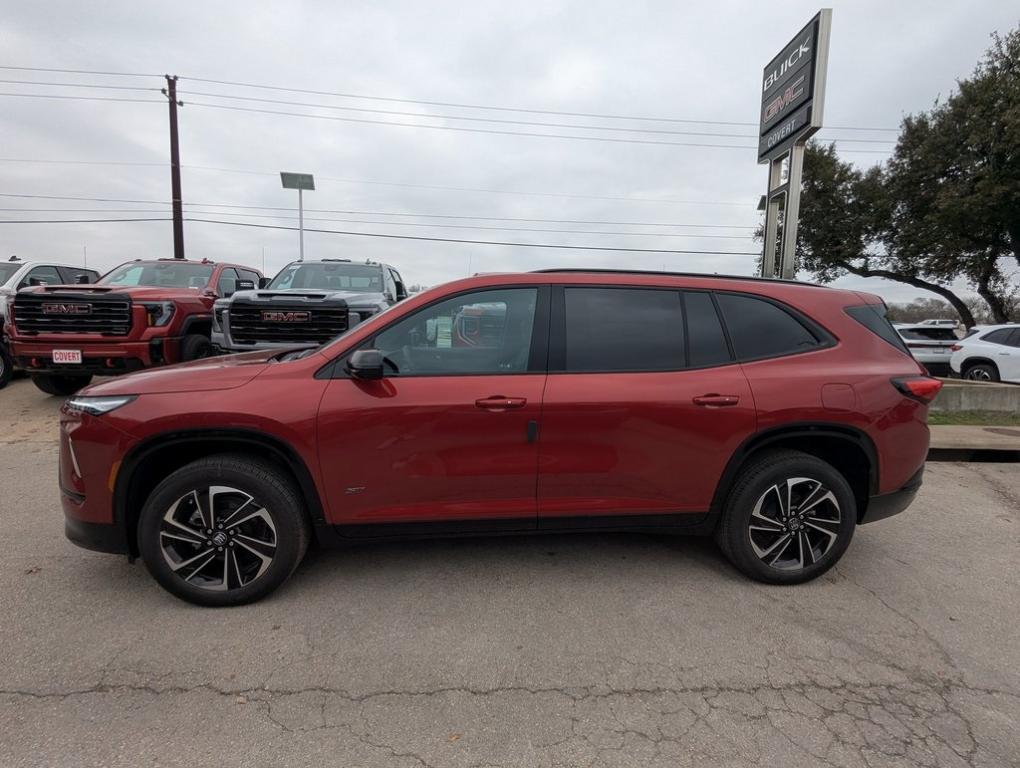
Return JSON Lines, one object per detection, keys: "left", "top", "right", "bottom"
{"left": 162, "top": 75, "right": 185, "bottom": 260}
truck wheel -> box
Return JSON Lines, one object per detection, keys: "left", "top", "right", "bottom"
{"left": 31, "top": 373, "right": 93, "bottom": 396}
{"left": 0, "top": 344, "right": 12, "bottom": 389}
{"left": 714, "top": 450, "right": 856, "bottom": 585}
{"left": 137, "top": 454, "right": 311, "bottom": 606}
{"left": 180, "top": 334, "right": 213, "bottom": 361}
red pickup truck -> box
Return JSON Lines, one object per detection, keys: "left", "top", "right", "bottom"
{"left": 8, "top": 258, "right": 262, "bottom": 395}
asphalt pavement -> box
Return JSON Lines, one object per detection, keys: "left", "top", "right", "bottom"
{"left": 1, "top": 376, "right": 1018, "bottom": 767}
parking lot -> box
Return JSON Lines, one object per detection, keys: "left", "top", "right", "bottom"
{"left": 0, "top": 376, "right": 1017, "bottom": 768}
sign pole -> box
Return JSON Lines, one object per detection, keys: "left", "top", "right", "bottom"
{"left": 280, "top": 172, "right": 315, "bottom": 263}
{"left": 780, "top": 143, "right": 806, "bottom": 279}
{"left": 298, "top": 188, "right": 304, "bottom": 262}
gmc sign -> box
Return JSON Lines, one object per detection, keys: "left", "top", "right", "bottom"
{"left": 758, "top": 10, "right": 830, "bottom": 161}
{"left": 262, "top": 310, "right": 310, "bottom": 323}
{"left": 42, "top": 303, "right": 92, "bottom": 315}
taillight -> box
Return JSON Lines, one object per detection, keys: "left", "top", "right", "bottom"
{"left": 950, "top": 344, "right": 962, "bottom": 351}
{"left": 892, "top": 376, "right": 943, "bottom": 404}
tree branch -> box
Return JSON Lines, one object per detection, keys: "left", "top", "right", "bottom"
{"left": 834, "top": 260, "right": 976, "bottom": 327}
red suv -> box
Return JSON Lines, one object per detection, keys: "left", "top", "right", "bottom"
{"left": 9, "top": 258, "right": 262, "bottom": 395}
{"left": 58, "top": 270, "right": 939, "bottom": 606}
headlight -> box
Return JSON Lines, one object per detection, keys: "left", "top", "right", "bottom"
{"left": 65, "top": 395, "right": 137, "bottom": 416}
{"left": 141, "top": 301, "right": 176, "bottom": 327}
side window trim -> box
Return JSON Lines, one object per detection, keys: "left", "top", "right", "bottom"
{"left": 325, "top": 284, "right": 550, "bottom": 379}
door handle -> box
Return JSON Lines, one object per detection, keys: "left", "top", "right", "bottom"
{"left": 692, "top": 394, "right": 739, "bottom": 407}
{"left": 475, "top": 395, "right": 527, "bottom": 410}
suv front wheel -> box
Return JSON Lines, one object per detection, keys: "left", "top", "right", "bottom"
{"left": 715, "top": 450, "right": 856, "bottom": 584}
{"left": 138, "top": 454, "right": 311, "bottom": 606}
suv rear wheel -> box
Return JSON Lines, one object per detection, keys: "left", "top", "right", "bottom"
{"left": 138, "top": 454, "right": 311, "bottom": 606}
{"left": 31, "top": 373, "right": 93, "bottom": 396}
{"left": 962, "top": 362, "right": 999, "bottom": 382}
{"left": 715, "top": 450, "right": 856, "bottom": 584}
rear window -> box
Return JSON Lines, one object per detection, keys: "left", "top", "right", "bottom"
{"left": 716, "top": 293, "right": 821, "bottom": 360}
{"left": 897, "top": 327, "right": 957, "bottom": 341}
{"left": 846, "top": 305, "right": 911, "bottom": 355}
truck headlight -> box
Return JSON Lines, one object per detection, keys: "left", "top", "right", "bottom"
{"left": 65, "top": 395, "right": 137, "bottom": 416}
{"left": 141, "top": 301, "right": 176, "bottom": 327}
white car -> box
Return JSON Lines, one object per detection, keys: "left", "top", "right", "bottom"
{"left": 920, "top": 319, "right": 960, "bottom": 329}
{"left": 949, "top": 324, "right": 1020, "bottom": 383}
{"left": 894, "top": 323, "right": 958, "bottom": 376}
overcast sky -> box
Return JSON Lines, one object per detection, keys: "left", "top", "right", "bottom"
{"left": 2, "top": 1, "right": 1017, "bottom": 302}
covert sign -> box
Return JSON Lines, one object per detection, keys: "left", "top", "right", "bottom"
{"left": 758, "top": 11, "right": 831, "bottom": 161}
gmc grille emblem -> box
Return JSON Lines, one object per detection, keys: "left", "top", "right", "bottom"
{"left": 262, "top": 310, "right": 310, "bottom": 323}
{"left": 42, "top": 303, "right": 92, "bottom": 315}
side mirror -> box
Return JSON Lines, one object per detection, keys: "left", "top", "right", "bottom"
{"left": 346, "top": 349, "right": 385, "bottom": 380}
{"left": 76, "top": 274, "right": 91, "bottom": 284}
{"left": 258, "top": 277, "right": 271, "bottom": 288}
{"left": 29, "top": 277, "right": 48, "bottom": 287}
{"left": 235, "top": 279, "right": 255, "bottom": 292}
{"left": 395, "top": 284, "right": 408, "bottom": 301}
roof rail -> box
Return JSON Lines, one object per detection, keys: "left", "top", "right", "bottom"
{"left": 531, "top": 268, "right": 820, "bottom": 287}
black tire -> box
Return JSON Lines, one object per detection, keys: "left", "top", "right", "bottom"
{"left": 715, "top": 449, "right": 856, "bottom": 585}
{"left": 138, "top": 454, "right": 311, "bottom": 607}
{"left": 0, "top": 343, "right": 12, "bottom": 390}
{"left": 31, "top": 373, "right": 93, "bottom": 396}
{"left": 962, "top": 362, "right": 999, "bottom": 382}
{"left": 180, "top": 333, "right": 213, "bottom": 362}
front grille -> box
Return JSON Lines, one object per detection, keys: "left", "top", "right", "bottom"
{"left": 14, "top": 292, "right": 132, "bottom": 335}
{"left": 229, "top": 303, "right": 349, "bottom": 344}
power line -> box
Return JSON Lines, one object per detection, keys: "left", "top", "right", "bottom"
{"left": 0, "top": 217, "right": 171, "bottom": 224}
{"left": 0, "top": 92, "right": 162, "bottom": 104}
{"left": 185, "top": 217, "right": 761, "bottom": 255}
{"left": 178, "top": 89, "right": 895, "bottom": 144}
{"left": 186, "top": 100, "right": 894, "bottom": 153}
{"left": 0, "top": 65, "right": 162, "bottom": 78}
{"left": 181, "top": 74, "right": 898, "bottom": 132}
{"left": 0, "top": 78, "right": 160, "bottom": 91}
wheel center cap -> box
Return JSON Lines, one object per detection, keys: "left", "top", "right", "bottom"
{"left": 211, "top": 531, "right": 229, "bottom": 546}
{"left": 788, "top": 519, "right": 801, "bottom": 531}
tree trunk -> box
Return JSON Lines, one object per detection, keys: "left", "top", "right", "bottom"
{"left": 835, "top": 260, "right": 977, "bottom": 328}
{"left": 975, "top": 257, "right": 1011, "bottom": 323}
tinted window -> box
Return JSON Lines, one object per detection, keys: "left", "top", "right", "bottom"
{"left": 57, "top": 266, "right": 97, "bottom": 284}
{"left": 238, "top": 268, "right": 261, "bottom": 285}
{"left": 1009, "top": 330, "right": 1020, "bottom": 348}
{"left": 983, "top": 329, "right": 1014, "bottom": 345}
{"left": 21, "top": 266, "right": 62, "bottom": 287}
{"left": 564, "top": 288, "right": 684, "bottom": 372}
{"left": 846, "top": 304, "right": 910, "bottom": 355}
{"left": 270, "top": 262, "right": 382, "bottom": 291}
{"left": 718, "top": 293, "right": 820, "bottom": 360}
{"left": 0, "top": 264, "right": 20, "bottom": 286}
{"left": 898, "top": 327, "right": 957, "bottom": 341}
{"left": 683, "top": 291, "right": 731, "bottom": 367}
{"left": 373, "top": 288, "right": 537, "bottom": 375}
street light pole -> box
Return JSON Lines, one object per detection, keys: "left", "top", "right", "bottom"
{"left": 280, "top": 172, "right": 315, "bottom": 262}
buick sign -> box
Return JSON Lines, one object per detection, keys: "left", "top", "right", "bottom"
{"left": 262, "top": 310, "right": 310, "bottom": 323}
{"left": 42, "top": 303, "right": 91, "bottom": 315}
{"left": 758, "top": 10, "right": 830, "bottom": 161}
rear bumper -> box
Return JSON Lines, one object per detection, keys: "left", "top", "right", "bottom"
{"left": 861, "top": 466, "right": 924, "bottom": 524}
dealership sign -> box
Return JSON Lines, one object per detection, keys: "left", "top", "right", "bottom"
{"left": 758, "top": 11, "right": 831, "bottom": 161}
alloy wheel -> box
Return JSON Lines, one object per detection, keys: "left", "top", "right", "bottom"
{"left": 159, "top": 485, "right": 277, "bottom": 592}
{"left": 966, "top": 368, "right": 992, "bottom": 381}
{"left": 747, "top": 477, "right": 841, "bottom": 571}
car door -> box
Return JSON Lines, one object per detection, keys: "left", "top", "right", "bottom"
{"left": 1001, "top": 329, "right": 1020, "bottom": 382}
{"left": 537, "top": 287, "right": 756, "bottom": 527}
{"left": 316, "top": 285, "right": 549, "bottom": 532}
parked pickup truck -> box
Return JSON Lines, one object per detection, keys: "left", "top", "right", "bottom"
{"left": 212, "top": 259, "right": 407, "bottom": 352}
{"left": 0, "top": 258, "right": 101, "bottom": 389}
{"left": 7, "top": 258, "right": 262, "bottom": 395}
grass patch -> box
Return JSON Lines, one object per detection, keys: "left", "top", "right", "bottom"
{"left": 928, "top": 410, "right": 1020, "bottom": 426}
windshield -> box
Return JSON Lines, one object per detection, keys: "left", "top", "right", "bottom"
{"left": 269, "top": 262, "right": 383, "bottom": 292}
{"left": 0, "top": 264, "right": 20, "bottom": 286}
{"left": 100, "top": 261, "right": 214, "bottom": 289}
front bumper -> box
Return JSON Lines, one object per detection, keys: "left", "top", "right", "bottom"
{"left": 64, "top": 513, "right": 128, "bottom": 554}
{"left": 860, "top": 466, "right": 924, "bottom": 524}
{"left": 12, "top": 337, "right": 179, "bottom": 375}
